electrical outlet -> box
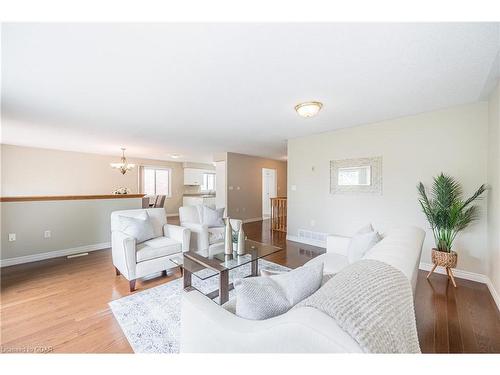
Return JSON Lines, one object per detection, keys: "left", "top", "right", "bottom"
{"left": 242, "top": 207, "right": 246, "bottom": 212}
{"left": 44, "top": 230, "right": 51, "bottom": 239}
{"left": 236, "top": 208, "right": 240, "bottom": 212}
{"left": 229, "top": 186, "right": 234, "bottom": 190}
{"left": 8, "top": 233, "right": 16, "bottom": 242}
{"left": 291, "top": 185, "right": 297, "bottom": 191}
{"left": 236, "top": 186, "right": 241, "bottom": 190}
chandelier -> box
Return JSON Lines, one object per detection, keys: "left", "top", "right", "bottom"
{"left": 110, "top": 148, "right": 135, "bottom": 175}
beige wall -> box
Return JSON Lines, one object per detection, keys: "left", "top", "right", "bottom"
{"left": 226, "top": 152, "right": 287, "bottom": 221}
{"left": 487, "top": 82, "right": 500, "bottom": 297}
{"left": 288, "top": 102, "right": 489, "bottom": 275}
{"left": 1, "top": 144, "right": 185, "bottom": 215}
{"left": 1, "top": 198, "right": 142, "bottom": 263}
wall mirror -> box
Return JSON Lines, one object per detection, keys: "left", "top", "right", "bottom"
{"left": 330, "top": 157, "right": 382, "bottom": 194}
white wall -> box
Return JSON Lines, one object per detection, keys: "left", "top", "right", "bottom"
{"left": 487, "top": 82, "right": 500, "bottom": 296}
{"left": 215, "top": 161, "right": 227, "bottom": 209}
{"left": 288, "top": 102, "right": 489, "bottom": 275}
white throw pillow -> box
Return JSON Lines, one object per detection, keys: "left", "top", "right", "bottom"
{"left": 201, "top": 206, "right": 225, "bottom": 227}
{"left": 347, "top": 231, "right": 381, "bottom": 263}
{"left": 118, "top": 212, "right": 156, "bottom": 243}
{"left": 234, "top": 262, "right": 324, "bottom": 320}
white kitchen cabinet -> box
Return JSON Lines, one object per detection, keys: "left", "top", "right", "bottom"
{"left": 184, "top": 168, "right": 203, "bottom": 186}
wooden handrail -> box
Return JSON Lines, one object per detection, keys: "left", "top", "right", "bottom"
{"left": 271, "top": 197, "right": 287, "bottom": 232}
{"left": 0, "top": 194, "right": 145, "bottom": 202}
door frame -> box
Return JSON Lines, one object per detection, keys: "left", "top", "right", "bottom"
{"left": 262, "top": 168, "right": 277, "bottom": 219}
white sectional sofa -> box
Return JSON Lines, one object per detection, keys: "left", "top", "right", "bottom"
{"left": 180, "top": 226, "right": 425, "bottom": 353}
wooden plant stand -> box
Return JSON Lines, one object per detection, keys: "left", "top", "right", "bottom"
{"left": 427, "top": 249, "right": 458, "bottom": 288}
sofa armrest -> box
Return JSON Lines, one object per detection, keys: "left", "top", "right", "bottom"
{"left": 326, "top": 235, "right": 351, "bottom": 256}
{"left": 179, "top": 222, "right": 209, "bottom": 252}
{"left": 163, "top": 224, "right": 191, "bottom": 252}
{"left": 111, "top": 230, "right": 137, "bottom": 280}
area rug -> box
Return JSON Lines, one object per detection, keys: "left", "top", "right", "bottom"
{"left": 109, "top": 259, "right": 290, "bottom": 353}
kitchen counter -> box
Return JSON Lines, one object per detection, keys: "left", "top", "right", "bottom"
{"left": 183, "top": 195, "right": 216, "bottom": 208}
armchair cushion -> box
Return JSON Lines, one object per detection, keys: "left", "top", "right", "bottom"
{"left": 118, "top": 211, "right": 156, "bottom": 243}
{"left": 136, "top": 237, "right": 182, "bottom": 262}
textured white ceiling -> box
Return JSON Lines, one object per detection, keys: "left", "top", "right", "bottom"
{"left": 2, "top": 23, "right": 499, "bottom": 162}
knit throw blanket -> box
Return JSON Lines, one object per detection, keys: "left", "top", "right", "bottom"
{"left": 296, "top": 259, "right": 421, "bottom": 353}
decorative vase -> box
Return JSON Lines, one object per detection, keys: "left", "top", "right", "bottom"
{"left": 224, "top": 218, "right": 233, "bottom": 255}
{"left": 237, "top": 227, "right": 246, "bottom": 255}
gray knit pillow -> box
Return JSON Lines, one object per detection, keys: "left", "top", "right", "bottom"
{"left": 234, "top": 262, "right": 324, "bottom": 320}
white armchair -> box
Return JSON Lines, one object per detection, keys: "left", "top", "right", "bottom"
{"left": 179, "top": 206, "right": 243, "bottom": 256}
{"left": 111, "top": 208, "right": 190, "bottom": 291}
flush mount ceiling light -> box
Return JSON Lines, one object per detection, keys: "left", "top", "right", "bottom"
{"left": 295, "top": 101, "right": 323, "bottom": 118}
{"left": 170, "top": 153, "right": 181, "bottom": 159}
{"left": 110, "top": 148, "right": 135, "bottom": 175}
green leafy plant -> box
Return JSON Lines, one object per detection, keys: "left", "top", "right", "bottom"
{"left": 417, "top": 173, "right": 485, "bottom": 253}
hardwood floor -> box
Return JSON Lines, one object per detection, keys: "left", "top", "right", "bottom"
{"left": 1, "top": 218, "right": 499, "bottom": 353}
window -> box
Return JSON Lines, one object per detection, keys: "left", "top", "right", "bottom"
{"left": 201, "top": 173, "right": 216, "bottom": 192}
{"left": 141, "top": 166, "right": 171, "bottom": 196}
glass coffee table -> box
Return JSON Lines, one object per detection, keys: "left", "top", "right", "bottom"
{"left": 171, "top": 239, "right": 282, "bottom": 304}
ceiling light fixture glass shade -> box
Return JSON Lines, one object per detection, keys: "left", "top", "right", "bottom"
{"left": 170, "top": 153, "right": 181, "bottom": 159}
{"left": 110, "top": 148, "right": 135, "bottom": 175}
{"left": 295, "top": 101, "right": 323, "bottom": 118}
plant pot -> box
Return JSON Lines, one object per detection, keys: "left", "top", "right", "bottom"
{"left": 431, "top": 248, "right": 457, "bottom": 268}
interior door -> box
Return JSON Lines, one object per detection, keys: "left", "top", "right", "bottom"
{"left": 262, "top": 168, "right": 277, "bottom": 218}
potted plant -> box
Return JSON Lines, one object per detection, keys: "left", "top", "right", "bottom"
{"left": 417, "top": 173, "right": 485, "bottom": 287}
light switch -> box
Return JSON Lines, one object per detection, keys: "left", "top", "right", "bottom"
{"left": 8, "top": 233, "right": 16, "bottom": 242}
{"left": 291, "top": 185, "right": 297, "bottom": 191}
{"left": 44, "top": 230, "right": 51, "bottom": 239}
{"left": 229, "top": 186, "right": 234, "bottom": 190}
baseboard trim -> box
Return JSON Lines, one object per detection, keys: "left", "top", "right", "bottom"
{"left": 419, "top": 262, "right": 488, "bottom": 283}
{"left": 0, "top": 242, "right": 110, "bottom": 268}
{"left": 486, "top": 278, "right": 500, "bottom": 312}
{"left": 419, "top": 262, "right": 499, "bottom": 312}
{"left": 286, "top": 235, "right": 327, "bottom": 248}
{"left": 242, "top": 217, "right": 263, "bottom": 224}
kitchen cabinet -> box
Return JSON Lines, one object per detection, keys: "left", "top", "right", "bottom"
{"left": 184, "top": 168, "right": 203, "bottom": 186}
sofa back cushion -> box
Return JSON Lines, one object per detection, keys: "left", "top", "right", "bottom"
{"left": 363, "top": 226, "right": 425, "bottom": 293}
{"left": 111, "top": 208, "right": 165, "bottom": 238}
{"left": 234, "top": 262, "right": 323, "bottom": 320}
{"left": 179, "top": 206, "right": 202, "bottom": 225}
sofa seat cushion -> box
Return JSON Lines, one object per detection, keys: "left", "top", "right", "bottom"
{"left": 208, "top": 227, "right": 225, "bottom": 245}
{"left": 305, "top": 253, "right": 349, "bottom": 275}
{"left": 136, "top": 237, "right": 182, "bottom": 262}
